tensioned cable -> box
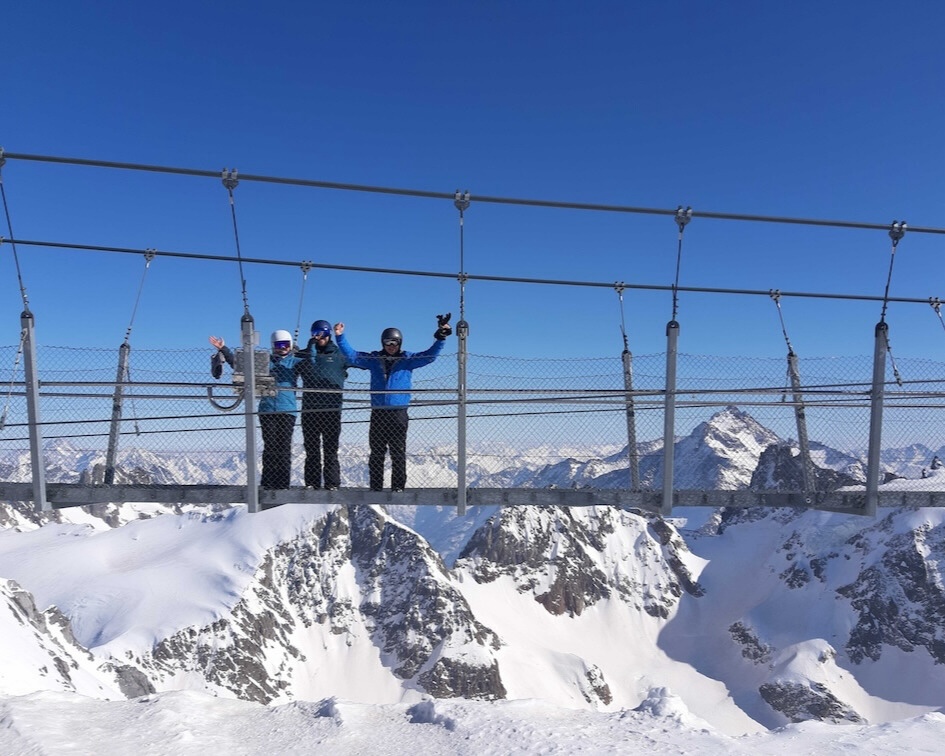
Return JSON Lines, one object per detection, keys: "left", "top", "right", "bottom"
{"left": 931, "top": 299, "right": 945, "bottom": 336}
{"left": 615, "top": 284, "right": 630, "bottom": 351}
{"left": 0, "top": 149, "right": 31, "bottom": 310}
{"left": 769, "top": 290, "right": 796, "bottom": 355}
{"left": 8, "top": 237, "right": 942, "bottom": 306}
{"left": 122, "top": 250, "right": 155, "bottom": 344}
{"left": 221, "top": 169, "right": 250, "bottom": 315}
{"left": 671, "top": 206, "right": 691, "bottom": 320}
{"left": 5, "top": 151, "right": 945, "bottom": 236}
{"left": 455, "top": 190, "right": 470, "bottom": 321}
{"left": 0, "top": 327, "right": 26, "bottom": 429}
{"left": 293, "top": 261, "right": 312, "bottom": 346}
{"left": 880, "top": 222, "right": 907, "bottom": 324}
{"left": 880, "top": 222, "right": 907, "bottom": 386}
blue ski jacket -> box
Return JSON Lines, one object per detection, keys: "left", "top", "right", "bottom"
{"left": 336, "top": 333, "right": 444, "bottom": 408}
{"left": 218, "top": 346, "right": 301, "bottom": 415}
{"left": 295, "top": 338, "right": 350, "bottom": 409}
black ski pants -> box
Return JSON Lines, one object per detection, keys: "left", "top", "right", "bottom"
{"left": 301, "top": 406, "right": 342, "bottom": 488}
{"left": 259, "top": 412, "right": 296, "bottom": 489}
{"left": 369, "top": 407, "right": 408, "bottom": 490}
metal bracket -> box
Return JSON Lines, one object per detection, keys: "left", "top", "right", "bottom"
{"left": 222, "top": 168, "right": 239, "bottom": 192}
{"left": 675, "top": 205, "right": 692, "bottom": 233}
{"left": 454, "top": 190, "right": 471, "bottom": 212}
{"left": 889, "top": 220, "right": 907, "bottom": 246}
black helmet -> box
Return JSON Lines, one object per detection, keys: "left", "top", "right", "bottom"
{"left": 381, "top": 327, "right": 402, "bottom": 346}
{"left": 310, "top": 319, "right": 332, "bottom": 338}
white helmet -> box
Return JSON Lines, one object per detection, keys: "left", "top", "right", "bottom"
{"left": 270, "top": 329, "right": 293, "bottom": 349}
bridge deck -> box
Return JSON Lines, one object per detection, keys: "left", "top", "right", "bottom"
{"left": 3, "top": 483, "right": 943, "bottom": 514}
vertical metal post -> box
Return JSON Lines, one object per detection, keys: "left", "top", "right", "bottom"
{"left": 622, "top": 349, "right": 640, "bottom": 490}
{"left": 787, "top": 351, "right": 815, "bottom": 497}
{"left": 241, "top": 313, "right": 260, "bottom": 514}
{"left": 21, "top": 311, "right": 49, "bottom": 512}
{"left": 104, "top": 341, "right": 130, "bottom": 484}
{"left": 864, "top": 321, "right": 887, "bottom": 517}
{"left": 661, "top": 320, "right": 679, "bottom": 516}
{"left": 456, "top": 320, "right": 469, "bottom": 516}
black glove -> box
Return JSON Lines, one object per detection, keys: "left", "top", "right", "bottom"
{"left": 295, "top": 337, "right": 316, "bottom": 357}
{"left": 210, "top": 350, "right": 226, "bottom": 379}
{"left": 435, "top": 312, "right": 452, "bottom": 340}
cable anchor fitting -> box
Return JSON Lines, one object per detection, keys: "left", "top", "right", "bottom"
{"left": 143, "top": 248, "right": 156, "bottom": 264}
{"left": 675, "top": 205, "right": 692, "bottom": 234}
{"left": 930, "top": 297, "right": 941, "bottom": 314}
{"left": 300, "top": 260, "right": 313, "bottom": 275}
{"left": 889, "top": 220, "right": 906, "bottom": 247}
{"left": 769, "top": 289, "right": 781, "bottom": 304}
{"left": 0, "top": 147, "right": 5, "bottom": 170}
{"left": 222, "top": 168, "right": 239, "bottom": 192}
{"left": 454, "top": 190, "right": 471, "bottom": 212}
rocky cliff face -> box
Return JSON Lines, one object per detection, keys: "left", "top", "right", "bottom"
{"left": 457, "top": 505, "right": 703, "bottom": 619}
{"left": 838, "top": 514, "right": 945, "bottom": 665}
{"left": 126, "top": 505, "right": 505, "bottom": 703}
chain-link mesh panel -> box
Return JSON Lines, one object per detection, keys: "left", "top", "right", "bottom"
{"left": 1, "top": 344, "right": 944, "bottom": 496}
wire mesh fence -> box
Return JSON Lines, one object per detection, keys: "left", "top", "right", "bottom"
{"left": 1, "top": 343, "right": 944, "bottom": 497}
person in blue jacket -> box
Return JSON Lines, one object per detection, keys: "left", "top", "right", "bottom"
{"left": 334, "top": 316, "right": 451, "bottom": 491}
{"left": 209, "top": 329, "right": 303, "bottom": 489}
{"left": 294, "top": 319, "right": 351, "bottom": 490}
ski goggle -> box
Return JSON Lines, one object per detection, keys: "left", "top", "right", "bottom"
{"left": 273, "top": 340, "right": 292, "bottom": 350}
{"left": 312, "top": 328, "right": 331, "bottom": 339}
{"left": 383, "top": 339, "right": 400, "bottom": 347}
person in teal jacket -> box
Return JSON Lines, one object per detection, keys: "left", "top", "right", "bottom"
{"left": 335, "top": 316, "right": 451, "bottom": 491}
{"left": 210, "top": 329, "right": 303, "bottom": 489}
{"left": 294, "top": 319, "right": 351, "bottom": 490}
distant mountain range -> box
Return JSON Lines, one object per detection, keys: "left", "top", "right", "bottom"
{"left": 2, "top": 405, "right": 943, "bottom": 490}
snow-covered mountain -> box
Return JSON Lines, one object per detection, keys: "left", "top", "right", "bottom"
{"left": 1, "top": 499, "right": 943, "bottom": 734}
{"left": 1, "top": 407, "right": 944, "bottom": 735}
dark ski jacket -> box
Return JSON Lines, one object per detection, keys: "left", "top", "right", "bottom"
{"left": 336, "top": 333, "right": 444, "bottom": 408}
{"left": 294, "top": 338, "right": 350, "bottom": 409}
{"left": 216, "top": 346, "right": 302, "bottom": 415}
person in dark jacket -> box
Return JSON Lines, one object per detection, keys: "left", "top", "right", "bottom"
{"left": 294, "top": 319, "right": 351, "bottom": 489}
{"left": 335, "top": 316, "right": 451, "bottom": 491}
{"left": 209, "top": 329, "right": 303, "bottom": 489}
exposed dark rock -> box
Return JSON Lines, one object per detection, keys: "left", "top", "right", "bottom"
{"left": 838, "top": 522, "right": 945, "bottom": 665}
{"left": 750, "top": 443, "right": 860, "bottom": 492}
{"left": 729, "top": 622, "right": 773, "bottom": 664}
{"left": 760, "top": 681, "right": 864, "bottom": 724}
{"left": 418, "top": 658, "right": 506, "bottom": 701}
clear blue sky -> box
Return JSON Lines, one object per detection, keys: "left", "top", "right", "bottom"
{"left": 2, "top": 1, "right": 943, "bottom": 360}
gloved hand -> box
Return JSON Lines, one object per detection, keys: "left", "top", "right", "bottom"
{"left": 295, "top": 337, "right": 316, "bottom": 357}
{"left": 210, "top": 350, "right": 226, "bottom": 379}
{"left": 434, "top": 312, "right": 452, "bottom": 340}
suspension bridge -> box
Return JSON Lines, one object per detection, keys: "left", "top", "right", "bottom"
{"left": 2, "top": 150, "right": 945, "bottom": 517}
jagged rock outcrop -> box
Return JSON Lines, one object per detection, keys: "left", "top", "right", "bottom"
{"left": 838, "top": 516, "right": 945, "bottom": 665}
{"left": 128, "top": 505, "right": 506, "bottom": 703}
{"left": 0, "top": 578, "right": 129, "bottom": 697}
{"left": 457, "top": 505, "right": 703, "bottom": 618}
{"left": 749, "top": 443, "right": 860, "bottom": 492}
{"left": 759, "top": 680, "right": 864, "bottom": 724}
